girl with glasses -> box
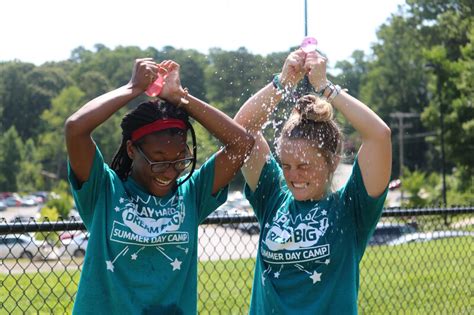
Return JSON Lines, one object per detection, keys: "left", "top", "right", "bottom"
{"left": 65, "top": 58, "right": 254, "bottom": 314}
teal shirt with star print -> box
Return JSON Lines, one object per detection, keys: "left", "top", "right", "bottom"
{"left": 244, "top": 155, "right": 387, "bottom": 315}
{"left": 68, "top": 146, "right": 227, "bottom": 315}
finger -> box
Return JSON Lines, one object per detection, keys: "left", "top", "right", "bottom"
{"left": 136, "top": 58, "right": 154, "bottom": 67}
{"left": 295, "top": 49, "right": 307, "bottom": 59}
{"left": 159, "top": 60, "right": 175, "bottom": 73}
{"left": 315, "top": 49, "right": 328, "bottom": 61}
{"left": 160, "top": 60, "right": 173, "bottom": 68}
{"left": 147, "top": 65, "right": 160, "bottom": 81}
{"left": 157, "top": 66, "right": 169, "bottom": 77}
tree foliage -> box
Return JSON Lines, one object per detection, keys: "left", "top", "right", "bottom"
{"left": 0, "top": 0, "right": 471, "bottom": 205}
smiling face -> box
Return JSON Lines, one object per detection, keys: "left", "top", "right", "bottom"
{"left": 278, "top": 138, "right": 335, "bottom": 201}
{"left": 127, "top": 132, "right": 189, "bottom": 197}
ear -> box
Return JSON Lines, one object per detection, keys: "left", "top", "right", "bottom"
{"left": 126, "top": 140, "right": 135, "bottom": 160}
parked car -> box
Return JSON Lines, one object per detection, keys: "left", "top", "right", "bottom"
{"left": 22, "top": 195, "right": 40, "bottom": 206}
{"left": 208, "top": 208, "right": 259, "bottom": 235}
{"left": 59, "top": 230, "right": 85, "bottom": 241}
{"left": 59, "top": 232, "right": 89, "bottom": 258}
{"left": 234, "top": 221, "right": 260, "bottom": 235}
{"left": 9, "top": 215, "right": 35, "bottom": 223}
{"left": 0, "top": 234, "right": 57, "bottom": 260}
{"left": 368, "top": 222, "right": 418, "bottom": 246}
{"left": 388, "top": 179, "right": 402, "bottom": 190}
{"left": 208, "top": 208, "right": 250, "bottom": 222}
{"left": 32, "top": 191, "right": 49, "bottom": 204}
{"left": 4, "top": 196, "right": 23, "bottom": 207}
{"left": 387, "top": 230, "right": 474, "bottom": 246}
{"left": 0, "top": 199, "right": 7, "bottom": 211}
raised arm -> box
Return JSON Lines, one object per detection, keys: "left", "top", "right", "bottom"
{"left": 65, "top": 58, "right": 161, "bottom": 183}
{"left": 158, "top": 61, "right": 255, "bottom": 195}
{"left": 305, "top": 51, "right": 392, "bottom": 197}
{"left": 234, "top": 50, "right": 306, "bottom": 191}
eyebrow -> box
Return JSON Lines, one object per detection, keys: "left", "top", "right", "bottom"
{"left": 150, "top": 148, "right": 187, "bottom": 156}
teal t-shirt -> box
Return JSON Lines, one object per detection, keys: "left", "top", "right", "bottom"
{"left": 68, "top": 146, "right": 227, "bottom": 315}
{"left": 245, "top": 155, "right": 387, "bottom": 315}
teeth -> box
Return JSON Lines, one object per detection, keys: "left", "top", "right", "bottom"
{"left": 154, "top": 178, "right": 172, "bottom": 186}
{"left": 292, "top": 182, "right": 307, "bottom": 189}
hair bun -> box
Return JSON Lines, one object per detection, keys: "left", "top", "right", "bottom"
{"left": 294, "top": 95, "right": 333, "bottom": 122}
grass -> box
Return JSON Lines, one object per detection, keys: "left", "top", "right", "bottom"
{"left": 360, "top": 237, "right": 473, "bottom": 315}
{"left": 0, "top": 267, "right": 80, "bottom": 314}
{"left": 0, "top": 237, "right": 472, "bottom": 314}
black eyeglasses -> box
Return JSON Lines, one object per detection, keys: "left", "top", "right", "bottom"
{"left": 135, "top": 145, "right": 194, "bottom": 173}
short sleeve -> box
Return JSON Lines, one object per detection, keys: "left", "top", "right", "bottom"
{"left": 244, "top": 155, "right": 287, "bottom": 221}
{"left": 67, "top": 146, "right": 109, "bottom": 228}
{"left": 184, "top": 154, "right": 228, "bottom": 223}
{"left": 339, "top": 157, "right": 388, "bottom": 255}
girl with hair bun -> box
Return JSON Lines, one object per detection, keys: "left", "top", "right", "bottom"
{"left": 65, "top": 58, "right": 254, "bottom": 314}
{"left": 235, "top": 49, "right": 392, "bottom": 314}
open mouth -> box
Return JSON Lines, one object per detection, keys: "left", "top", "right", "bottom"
{"left": 291, "top": 182, "right": 308, "bottom": 189}
{"left": 154, "top": 177, "right": 173, "bottom": 187}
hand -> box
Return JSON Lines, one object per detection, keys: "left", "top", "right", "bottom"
{"left": 128, "top": 58, "right": 160, "bottom": 91}
{"left": 280, "top": 49, "right": 306, "bottom": 87}
{"left": 158, "top": 60, "right": 187, "bottom": 105}
{"left": 304, "top": 51, "right": 328, "bottom": 90}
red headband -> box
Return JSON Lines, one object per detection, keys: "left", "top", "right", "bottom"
{"left": 131, "top": 119, "right": 187, "bottom": 141}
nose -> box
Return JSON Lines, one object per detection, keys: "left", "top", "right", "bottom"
{"left": 284, "top": 169, "right": 300, "bottom": 181}
{"left": 161, "top": 164, "right": 180, "bottom": 179}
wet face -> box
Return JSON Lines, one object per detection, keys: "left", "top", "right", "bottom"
{"left": 128, "top": 132, "right": 189, "bottom": 197}
{"left": 278, "top": 138, "right": 333, "bottom": 201}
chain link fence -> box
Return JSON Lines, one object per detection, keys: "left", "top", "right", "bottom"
{"left": 0, "top": 206, "right": 473, "bottom": 314}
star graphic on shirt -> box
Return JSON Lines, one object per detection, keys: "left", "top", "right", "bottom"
{"left": 324, "top": 259, "right": 330, "bottom": 265}
{"left": 265, "top": 223, "right": 270, "bottom": 228}
{"left": 321, "top": 210, "right": 327, "bottom": 216}
{"left": 171, "top": 258, "right": 182, "bottom": 271}
{"left": 131, "top": 253, "right": 138, "bottom": 260}
{"left": 114, "top": 206, "right": 120, "bottom": 212}
{"left": 106, "top": 261, "right": 114, "bottom": 272}
{"left": 310, "top": 271, "right": 322, "bottom": 284}
{"left": 274, "top": 271, "right": 280, "bottom": 278}
{"left": 119, "top": 197, "right": 125, "bottom": 203}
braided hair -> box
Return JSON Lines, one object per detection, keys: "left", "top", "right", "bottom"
{"left": 111, "top": 100, "right": 196, "bottom": 181}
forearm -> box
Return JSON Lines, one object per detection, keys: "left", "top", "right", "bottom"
{"left": 65, "top": 83, "right": 142, "bottom": 137}
{"left": 331, "top": 90, "right": 391, "bottom": 141}
{"left": 181, "top": 94, "right": 254, "bottom": 148}
{"left": 234, "top": 83, "right": 282, "bottom": 134}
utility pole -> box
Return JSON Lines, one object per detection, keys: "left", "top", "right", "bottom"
{"left": 390, "top": 112, "right": 419, "bottom": 204}
{"left": 426, "top": 63, "right": 448, "bottom": 207}
{"left": 304, "top": 0, "right": 308, "bottom": 36}
{"left": 437, "top": 82, "right": 448, "bottom": 207}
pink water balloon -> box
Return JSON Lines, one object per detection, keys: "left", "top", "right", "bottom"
{"left": 300, "top": 36, "right": 318, "bottom": 53}
{"left": 145, "top": 73, "right": 164, "bottom": 97}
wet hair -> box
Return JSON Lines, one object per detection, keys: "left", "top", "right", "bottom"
{"left": 111, "top": 100, "right": 196, "bottom": 181}
{"left": 278, "top": 94, "right": 343, "bottom": 170}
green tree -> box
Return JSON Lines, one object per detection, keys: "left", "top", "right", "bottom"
{"left": 206, "top": 47, "right": 274, "bottom": 117}
{"left": 422, "top": 23, "right": 474, "bottom": 191}
{"left": 0, "top": 62, "right": 35, "bottom": 138}
{"left": 39, "top": 86, "right": 85, "bottom": 183}
{"left": 334, "top": 50, "right": 368, "bottom": 100}
{"left": 17, "top": 139, "right": 44, "bottom": 192}
{"left": 0, "top": 127, "right": 23, "bottom": 191}
{"left": 0, "top": 62, "right": 70, "bottom": 140}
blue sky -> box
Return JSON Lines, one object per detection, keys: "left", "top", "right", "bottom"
{"left": 1, "top": 0, "right": 405, "bottom": 68}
